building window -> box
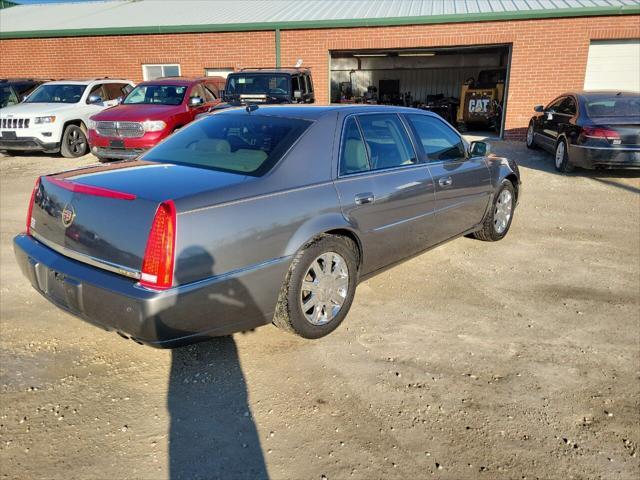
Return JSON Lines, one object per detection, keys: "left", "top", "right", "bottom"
{"left": 142, "top": 64, "right": 181, "bottom": 81}
{"left": 204, "top": 68, "right": 234, "bottom": 78}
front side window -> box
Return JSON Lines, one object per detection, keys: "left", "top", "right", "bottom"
{"left": 142, "top": 64, "right": 181, "bottom": 81}
{"left": 141, "top": 114, "right": 312, "bottom": 176}
{"left": 25, "top": 84, "right": 86, "bottom": 104}
{"left": 225, "top": 74, "right": 290, "bottom": 96}
{"left": 547, "top": 97, "right": 565, "bottom": 112}
{"left": 406, "top": 114, "right": 466, "bottom": 161}
{"left": 123, "top": 85, "right": 187, "bottom": 106}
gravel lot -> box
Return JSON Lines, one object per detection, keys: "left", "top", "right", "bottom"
{"left": 1, "top": 142, "right": 638, "bottom": 480}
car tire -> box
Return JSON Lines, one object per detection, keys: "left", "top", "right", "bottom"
{"left": 554, "top": 138, "right": 574, "bottom": 173}
{"left": 60, "top": 125, "right": 88, "bottom": 158}
{"left": 525, "top": 121, "right": 537, "bottom": 149}
{"left": 273, "top": 234, "right": 358, "bottom": 339}
{"left": 471, "top": 179, "right": 516, "bottom": 242}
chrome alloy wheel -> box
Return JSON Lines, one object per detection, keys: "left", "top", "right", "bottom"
{"left": 555, "top": 141, "right": 565, "bottom": 169}
{"left": 300, "top": 252, "right": 349, "bottom": 326}
{"left": 493, "top": 189, "right": 513, "bottom": 234}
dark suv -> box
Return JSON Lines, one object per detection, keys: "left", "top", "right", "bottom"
{"left": 0, "top": 78, "right": 45, "bottom": 108}
{"left": 222, "top": 68, "right": 314, "bottom": 105}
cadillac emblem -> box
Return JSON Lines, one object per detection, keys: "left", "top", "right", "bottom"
{"left": 61, "top": 204, "right": 76, "bottom": 228}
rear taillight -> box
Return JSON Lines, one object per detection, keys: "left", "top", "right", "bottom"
{"left": 583, "top": 126, "right": 621, "bottom": 141}
{"left": 140, "top": 200, "right": 176, "bottom": 290}
{"left": 25, "top": 177, "right": 41, "bottom": 235}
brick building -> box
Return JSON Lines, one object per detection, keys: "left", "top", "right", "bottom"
{"left": 1, "top": 0, "right": 639, "bottom": 138}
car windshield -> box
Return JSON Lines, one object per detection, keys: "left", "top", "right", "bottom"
{"left": 141, "top": 113, "right": 312, "bottom": 176}
{"left": 226, "top": 74, "right": 290, "bottom": 96}
{"left": 123, "top": 85, "right": 187, "bottom": 105}
{"left": 0, "top": 85, "right": 19, "bottom": 108}
{"left": 25, "top": 84, "right": 86, "bottom": 103}
{"left": 585, "top": 96, "right": 640, "bottom": 117}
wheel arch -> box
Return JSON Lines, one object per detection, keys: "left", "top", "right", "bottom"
{"left": 284, "top": 213, "right": 363, "bottom": 270}
{"left": 62, "top": 119, "right": 87, "bottom": 134}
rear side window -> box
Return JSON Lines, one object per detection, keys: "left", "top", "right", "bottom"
{"left": 406, "top": 114, "right": 466, "bottom": 161}
{"left": 357, "top": 114, "right": 416, "bottom": 170}
{"left": 558, "top": 97, "right": 577, "bottom": 116}
{"left": 340, "top": 117, "right": 369, "bottom": 175}
{"left": 142, "top": 114, "right": 312, "bottom": 176}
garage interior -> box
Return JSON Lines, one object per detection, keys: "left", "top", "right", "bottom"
{"left": 330, "top": 44, "right": 511, "bottom": 137}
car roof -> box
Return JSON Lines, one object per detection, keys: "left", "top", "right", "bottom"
{"left": 40, "top": 79, "right": 131, "bottom": 86}
{"left": 137, "top": 77, "right": 223, "bottom": 87}
{"left": 560, "top": 90, "right": 639, "bottom": 99}
{"left": 216, "top": 104, "right": 430, "bottom": 120}
{"left": 232, "top": 68, "right": 309, "bottom": 75}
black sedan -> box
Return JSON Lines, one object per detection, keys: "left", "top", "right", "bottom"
{"left": 526, "top": 91, "right": 640, "bottom": 171}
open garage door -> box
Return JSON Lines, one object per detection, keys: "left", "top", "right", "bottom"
{"left": 330, "top": 45, "right": 511, "bottom": 137}
{"left": 584, "top": 39, "right": 640, "bottom": 92}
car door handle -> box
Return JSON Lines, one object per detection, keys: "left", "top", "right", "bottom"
{"left": 355, "top": 193, "right": 375, "bottom": 205}
{"left": 438, "top": 177, "right": 453, "bottom": 187}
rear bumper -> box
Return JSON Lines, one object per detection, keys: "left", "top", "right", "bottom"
{"left": 14, "top": 234, "right": 289, "bottom": 347}
{"left": 569, "top": 145, "right": 640, "bottom": 169}
{"left": 0, "top": 136, "right": 59, "bottom": 153}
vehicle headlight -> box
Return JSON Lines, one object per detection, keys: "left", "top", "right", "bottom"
{"left": 142, "top": 120, "right": 167, "bottom": 132}
{"left": 34, "top": 116, "right": 56, "bottom": 124}
{"left": 87, "top": 119, "right": 97, "bottom": 130}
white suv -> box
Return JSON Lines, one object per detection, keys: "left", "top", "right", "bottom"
{"left": 0, "top": 78, "right": 134, "bottom": 157}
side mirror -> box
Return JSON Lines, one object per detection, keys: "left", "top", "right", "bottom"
{"left": 534, "top": 105, "right": 544, "bottom": 113}
{"left": 88, "top": 95, "right": 103, "bottom": 105}
{"left": 189, "top": 96, "right": 204, "bottom": 107}
{"left": 293, "top": 90, "right": 302, "bottom": 100}
{"left": 469, "top": 141, "right": 491, "bottom": 157}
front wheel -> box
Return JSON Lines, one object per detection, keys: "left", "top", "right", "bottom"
{"left": 60, "top": 125, "right": 88, "bottom": 158}
{"left": 471, "top": 179, "right": 516, "bottom": 242}
{"left": 554, "top": 138, "right": 574, "bottom": 173}
{"left": 273, "top": 235, "right": 358, "bottom": 339}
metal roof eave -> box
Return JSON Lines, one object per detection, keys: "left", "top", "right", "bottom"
{"left": 1, "top": 5, "right": 639, "bottom": 40}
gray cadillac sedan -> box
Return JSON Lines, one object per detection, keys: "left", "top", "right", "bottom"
{"left": 14, "top": 105, "right": 520, "bottom": 347}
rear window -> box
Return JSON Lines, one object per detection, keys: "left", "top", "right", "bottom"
{"left": 141, "top": 114, "right": 312, "bottom": 176}
{"left": 585, "top": 96, "right": 640, "bottom": 117}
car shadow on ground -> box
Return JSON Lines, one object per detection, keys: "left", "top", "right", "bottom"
{"left": 163, "top": 248, "right": 269, "bottom": 480}
{"left": 493, "top": 142, "right": 640, "bottom": 194}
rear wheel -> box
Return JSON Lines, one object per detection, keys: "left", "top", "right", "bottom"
{"left": 60, "top": 125, "right": 88, "bottom": 158}
{"left": 471, "top": 179, "right": 515, "bottom": 242}
{"left": 554, "top": 138, "right": 574, "bottom": 173}
{"left": 526, "top": 121, "right": 537, "bottom": 149}
{"left": 273, "top": 235, "right": 358, "bottom": 339}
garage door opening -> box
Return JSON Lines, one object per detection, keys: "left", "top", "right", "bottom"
{"left": 330, "top": 44, "right": 511, "bottom": 138}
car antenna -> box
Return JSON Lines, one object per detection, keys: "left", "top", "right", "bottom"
{"left": 246, "top": 103, "right": 258, "bottom": 113}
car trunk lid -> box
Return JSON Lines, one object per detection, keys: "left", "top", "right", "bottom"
{"left": 29, "top": 160, "right": 251, "bottom": 278}
{"left": 588, "top": 117, "right": 640, "bottom": 146}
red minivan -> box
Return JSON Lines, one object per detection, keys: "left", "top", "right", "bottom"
{"left": 88, "top": 77, "right": 225, "bottom": 162}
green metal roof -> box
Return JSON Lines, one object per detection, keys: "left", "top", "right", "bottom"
{"left": 1, "top": 0, "right": 639, "bottom": 39}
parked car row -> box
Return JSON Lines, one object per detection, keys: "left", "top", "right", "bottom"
{"left": 0, "top": 67, "right": 315, "bottom": 161}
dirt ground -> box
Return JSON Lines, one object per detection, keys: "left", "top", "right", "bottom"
{"left": 0, "top": 142, "right": 638, "bottom": 480}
